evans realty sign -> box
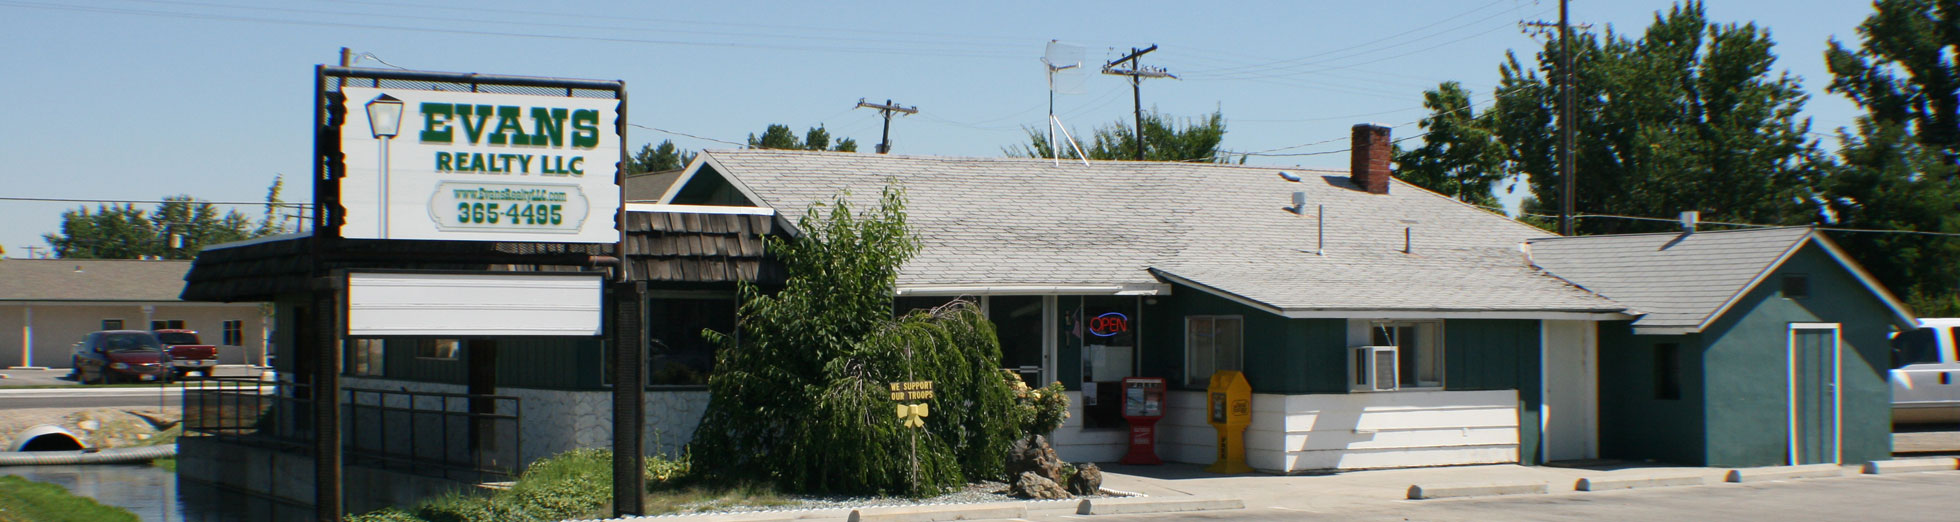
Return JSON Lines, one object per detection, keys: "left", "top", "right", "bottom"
{"left": 340, "top": 86, "right": 620, "bottom": 243}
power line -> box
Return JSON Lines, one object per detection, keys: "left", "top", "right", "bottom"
{"left": 626, "top": 123, "right": 745, "bottom": 147}
{"left": 0, "top": 196, "right": 305, "bottom": 207}
{"left": 1512, "top": 211, "right": 1960, "bottom": 238}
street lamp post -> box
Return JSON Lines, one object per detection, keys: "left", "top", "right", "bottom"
{"left": 366, "top": 94, "right": 404, "bottom": 239}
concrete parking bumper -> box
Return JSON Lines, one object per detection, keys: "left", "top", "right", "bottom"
{"left": 1575, "top": 473, "right": 1706, "bottom": 491}
{"left": 1862, "top": 458, "right": 1959, "bottom": 474}
{"left": 1406, "top": 481, "right": 1549, "bottom": 500}
{"left": 847, "top": 503, "right": 1026, "bottom": 522}
{"left": 1724, "top": 464, "right": 1846, "bottom": 483}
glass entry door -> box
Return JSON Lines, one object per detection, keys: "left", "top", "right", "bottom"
{"left": 991, "top": 295, "right": 1047, "bottom": 387}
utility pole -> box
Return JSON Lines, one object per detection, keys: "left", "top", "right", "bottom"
{"left": 1524, "top": 1, "right": 1587, "bottom": 236}
{"left": 855, "top": 98, "right": 918, "bottom": 154}
{"left": 1102, "top": 45, "right": 1176, "bottom": 161}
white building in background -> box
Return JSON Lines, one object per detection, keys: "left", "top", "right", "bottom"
{"left": 1, "top": 259, "right": 267, "bottom": 369}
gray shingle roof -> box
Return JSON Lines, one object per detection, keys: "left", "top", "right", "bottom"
{"left": 677, "top": 149, "right": 1623, "bottom": 314}
{"left": 1525, "top": 227, "right": 1815, "bottom": 331}
{"left": 0, "top": 259, "right": 193, "bottom": 302}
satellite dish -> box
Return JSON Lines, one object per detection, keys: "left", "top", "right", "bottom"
{"left": 1043, "top": 40, "right": 1086, "bottom": 95}
{"left": 1041, "top": 40, "right": 1091, "bottom": 166}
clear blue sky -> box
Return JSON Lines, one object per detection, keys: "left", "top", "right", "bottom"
{"left": 0, "top": 0, "right": 1876, "bottom": 257}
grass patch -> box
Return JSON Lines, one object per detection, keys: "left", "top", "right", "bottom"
{"left": 0, "top": 475, "right": 138, "bottom": 522}
{"left": 151, "top": 457, "right": 176, "bottom": 472}
{"left": 349, "top": 449, "right": 795, "bottom": 522}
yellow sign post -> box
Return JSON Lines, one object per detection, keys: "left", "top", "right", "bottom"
{"left": 1204, "top": 370, "right": 1253, "bottom": 474}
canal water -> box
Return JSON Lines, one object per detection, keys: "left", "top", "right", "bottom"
{"left": 0, "top": 463, "right": 289, "bottom": 521}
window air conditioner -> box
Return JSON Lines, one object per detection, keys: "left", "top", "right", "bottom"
{"left": 1351, "top": 345, "right": 1399, "bottom": 392}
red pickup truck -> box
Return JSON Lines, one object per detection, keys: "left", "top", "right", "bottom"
{"left": 153, "top": 329, "right": 218, "bottom": 378}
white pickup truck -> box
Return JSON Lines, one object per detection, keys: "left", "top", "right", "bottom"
{"left": 1892, "top": 318, "right": 1960, "bottom": 424}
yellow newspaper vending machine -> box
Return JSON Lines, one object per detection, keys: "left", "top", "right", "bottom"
{"left": 1205, "top": 370, "right": 1253, "bottom": 474}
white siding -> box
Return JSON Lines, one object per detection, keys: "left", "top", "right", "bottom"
{"left": 1138, "top": 389, "right": 1519, "bottom": 472}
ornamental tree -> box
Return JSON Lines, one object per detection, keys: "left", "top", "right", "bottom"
{"left": 688, "top": 187, "right": 1021, "bottom": 496}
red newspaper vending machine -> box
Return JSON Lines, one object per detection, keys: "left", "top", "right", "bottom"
{"left": 1119, "top": 377, "right": 1166, "bottom": 465}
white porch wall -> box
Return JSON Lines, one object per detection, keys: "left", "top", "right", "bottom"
{"left": 1143, "top": 389, "right": 1519, "bottom": 473}
{"left": 1050, "top": 390, "right": 1126, "bottom": 462}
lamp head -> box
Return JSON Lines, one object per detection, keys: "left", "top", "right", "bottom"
{"left": 366, "top": 94, "right": 404, "bottom": 138}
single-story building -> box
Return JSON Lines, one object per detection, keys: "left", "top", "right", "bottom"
{"left": 1528, "top": 227, "right": 1916, "bottom": 466}
{"left": 651, "top": 124, "right": 1912, "bottom": 470}
{"left": 2, "top": 259, "right": 268, "bottom": 369}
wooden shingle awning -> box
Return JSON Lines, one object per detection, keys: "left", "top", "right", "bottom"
{"left": 181, "top": 210, "right": 786, "bottom": 303}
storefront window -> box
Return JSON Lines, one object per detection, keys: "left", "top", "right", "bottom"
{"left": 1069, "top": 296, "right": 1140, "bottom": 429}
{"left": 648, "top": 297, "right": 737, "bottom": 386}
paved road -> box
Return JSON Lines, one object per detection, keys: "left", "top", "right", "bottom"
{"left": 1063, "top": 471, "right": 1960, "bottom": 521}
{"left": 0, "top": 365, "right": 264, "bottom": 387}
{"left": 0, "top": 388, "right": 183, "bottom": 410}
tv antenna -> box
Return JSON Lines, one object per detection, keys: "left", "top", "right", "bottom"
{"left": 1043, "top": 40, "right": 1090, "bottom": 166}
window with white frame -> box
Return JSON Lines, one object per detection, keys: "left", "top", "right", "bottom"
{"left": 1185, "top": 316, "right": 1243, "bottom": 388}
{"left": 1371, "top": 321, "right": 1443, "bottom": 388}
{"left": 222, "top": 320, "right": 244, "bottom": 346}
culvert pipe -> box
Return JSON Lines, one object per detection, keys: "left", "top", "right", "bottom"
{"left": 9, "top": 425, "right": 84, "bottom": 452}
{"left": 0, "top": 445, "right": 177, "bottom": 466}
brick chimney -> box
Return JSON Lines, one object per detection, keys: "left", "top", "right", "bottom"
{"left": 1350, "top": 123, "right": 1392, "bottom": 194}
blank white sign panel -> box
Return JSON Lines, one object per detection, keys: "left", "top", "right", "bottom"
{"left": 346, "top": 272, "right": 603, "bottom": 337}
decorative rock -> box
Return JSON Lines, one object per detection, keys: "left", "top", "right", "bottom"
{"left": 1007, "top": 435, "right": 1064, "bottom": 484}
{"left": 1012, "top": 471, "right": 1069, "bottom": 500}
{"left": 77, "top": 420, "right": 100, "bottom": 431}
{"left": 1066, "top": 463, "right": 1103, "bottom": 496}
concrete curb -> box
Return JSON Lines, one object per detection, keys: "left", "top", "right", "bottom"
{"left": 1406, "top": 482, "right": 1549, "bottom": 500}
{"left": 1862, "top": 458, "right": 1959, "bottom": 475}
{"left": 1574, "top": 474, "right": 1706, "bottom": 491}
{"left": 847, "top": 503, "right": 1027, "bottom": 522}
{"left": 1076, "top": 496, "right": 1245, "bottom": 515}
{"left": 1724, "top": 464, "right": 1845, "bottom": 483}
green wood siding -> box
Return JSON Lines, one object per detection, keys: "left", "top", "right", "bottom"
{"left": 1138, "top": 286, "right": 1346, "bottom": 394}
{"left": 1441, "top": 319, "right": 1543, "bottom": 464}
{"left": 1597, "top": 322, "right": 1707, "bottom": 465}
{"left": 1698, "top": 244, "right": 1899, "bottom": 466}
{"left": 669, "top": 167, "right": 754, "bottom": 206}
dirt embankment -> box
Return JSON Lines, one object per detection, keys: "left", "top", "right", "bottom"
{"left": 0, "top": 407, "right": 180, "bottom": 450}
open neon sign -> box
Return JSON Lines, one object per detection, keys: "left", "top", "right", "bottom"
{"left": 1089, "top": 312, "right": 1130, "bottom": 337}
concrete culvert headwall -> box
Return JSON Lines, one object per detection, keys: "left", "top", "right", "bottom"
{"left": 11, "top": 425, "right": 83, "bottom": 452}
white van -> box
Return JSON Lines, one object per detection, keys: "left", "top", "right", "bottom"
{"left": 1892, "top": 318, "right": 1960, "bottom": 424}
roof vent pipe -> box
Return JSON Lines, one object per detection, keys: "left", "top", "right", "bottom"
{"left": 1680, "top": 210, "right": 1699, "bottom": 233}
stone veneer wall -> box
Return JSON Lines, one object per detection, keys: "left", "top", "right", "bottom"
{"left": 341, "top": 377, "right": 710, "bottom": 467}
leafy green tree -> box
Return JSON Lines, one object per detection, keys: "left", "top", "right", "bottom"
{"left": 626, "top": 140, "right": 697, "bottom": 174}
{"left": 43, "top": 178, "right": 291, "bottom": 259}
{"left": 1480, "top": 1, "right": 1819, "bottom": 234}
{"left": 1394, "top": 82, "right": 1508, "bottom": 207}
{"left": 1819, "top": 0, "right": 1960, "bottom": 315}
{"left": 689, "top": 187, "right": 1019, "bottom": 496}
{"left": 746, "top": 124, "right": 858, "bottom": 152}
{"left": 1008, "top": 110, "right": 1233, "bottom": 163}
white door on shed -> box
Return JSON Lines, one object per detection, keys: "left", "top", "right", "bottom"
{"left": 1542, "top": 320, "right": 1599, "bottom": 461}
